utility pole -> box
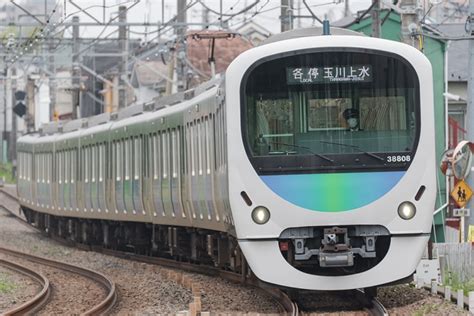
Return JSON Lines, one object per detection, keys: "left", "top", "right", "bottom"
{"left": 72, "top": 16, "right": 80, "bottom": 119}
{"left": 371, "top": 0, "right": 381, "bottom": 38}
{"left": 344, "top": 0, "right": 350, "bottom": 18}
{"left": 466, "top": 0, "right": 474, "bottom": 240}
{"left": 176, "top": 0, "right": 187, "bottom": 91}
{"left": 49, "top": 30, "right": 56, "bottom": 121}
{"left": 118, "top": 6, "right": 128, "bottom": 109}
{"left": 399, "top": 0, "right": 419, "bottom": 47}
{"left": 8, "top": 67, "right": 16, "bottom": 163}
{"left": 281, "top": 0, "right": 293, "bottom": 32}
{"left": 2, "top": 62, "right": 7, "bottom": 163}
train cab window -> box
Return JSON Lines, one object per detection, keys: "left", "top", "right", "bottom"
{"left": 242, "top": 50, "right": 420, "bottom": 173}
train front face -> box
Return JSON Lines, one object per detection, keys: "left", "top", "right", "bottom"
{"left": 226, "top": 35, "right": 436, "bottom": 291}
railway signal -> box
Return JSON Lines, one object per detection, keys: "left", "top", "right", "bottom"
{"left": 13, "top": 90, "right": 27, "bottom": 118}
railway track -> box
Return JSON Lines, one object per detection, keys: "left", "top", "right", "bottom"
{"left": 0, "top": 257, "right": 51, "bottom": 315}
{"left": 0, "top": 186, "right": 388, "bottom": 315}
{"left": 0, "top": 246, "right": 117, "bottom": 315}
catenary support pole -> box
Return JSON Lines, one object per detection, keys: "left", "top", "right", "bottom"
{"left": 371, "top": 0, "right": 381, "bottom": 38}
{"left": 466, "top": 0, "right": 474, "bottom": 240}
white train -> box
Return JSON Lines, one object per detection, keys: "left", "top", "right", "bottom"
{"left": 17, "top": 27, "right": 436, "bottom": 292}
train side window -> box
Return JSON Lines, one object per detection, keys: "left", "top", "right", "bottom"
{"left": 197, "top": 120, "right": 202, "bottom": 175}
{"left": 92, "top": 145, "right": 97, "bottom": 182}
{"left": 214, "top": 110, "right": 220, "bottom": 169}
{"left": 162, "top": 131, "right": 168, "bottom": 179}
{"left": 134, "top": 137, "right": 140, "bottom": 180}
{"left": 171, "top": 129, "right": 176, "bottom": 178}
{"left": 116, "top": 141, "right": 121, "bottom": 181}
{"left": 57, "top": 152, "right": 61, "bottom": 184}
{"left": 66, "top": 150, "right": 70, "bottom": 184}
{"left": 153, "top": 133, "right": 159, "bottom": 179}
{"left": 85, "top": 147, "right": 89, "bottom": 183}
{"left": 205, "top": 117, "right": 211, "bottom": 174}
{"left": 124, "top": 138, "right": 129, "bottom": 181}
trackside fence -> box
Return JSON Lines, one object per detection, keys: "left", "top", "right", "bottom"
{"left": 433, "top": 243, "right": 473, "bottom": 283}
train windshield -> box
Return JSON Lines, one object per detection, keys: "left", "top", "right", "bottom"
{"left": 242, "top": 49, "right": 420, "bottom": 174}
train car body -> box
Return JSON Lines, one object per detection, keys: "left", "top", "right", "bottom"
{"left": 17, "top": 27, "right": 436, "bottom": 291}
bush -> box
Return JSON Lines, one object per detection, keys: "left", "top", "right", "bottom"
{"left": 0, "top": 162, "right": 15, "bottom": 184}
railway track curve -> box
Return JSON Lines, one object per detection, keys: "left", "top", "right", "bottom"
{"left": 0, "top": 186, "right": 390, "bottom": 315}
{"left": 0, "top": 257, "right": 51, "bottom": 315}
{"left": 0, "top": 246, "right": 117, "bottom": 315}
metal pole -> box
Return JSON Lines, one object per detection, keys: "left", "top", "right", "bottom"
{"left": 371, "top": 0, "right": 381, "bottom": 38}
{"left": 2, "top": 63, "right": 7, "bottom": 163}
{"left": 49, "top": 33, "right": 56, "bottom": 121}
{"left": 118, "top": 6, "right": 128, "bottom": 109}
{"left": 8, "top": 67, "right": 16, "bottom": 163}
{"left": 281, "top": 0, "right": 292, "bottom": 32}
{"left": 72, "top": 16, "right": 80, "bottom": 119}
{"left": 176, "top": 0, "right": 187, "bottom": 91}
{"left": 466, "top": 0, "right": 474, "bottom": 241}
{"left": 399, "top": 0, "right": 418, "bottom": 47}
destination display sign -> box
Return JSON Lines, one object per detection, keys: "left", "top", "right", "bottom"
{"left": 286, "top": 65, "right": 372, "bottom": 85}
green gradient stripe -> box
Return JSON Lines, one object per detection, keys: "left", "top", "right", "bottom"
{"left": 261, "top": 171, "right": 405, "bottom": 212}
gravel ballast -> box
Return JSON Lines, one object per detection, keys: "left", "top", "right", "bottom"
{"left": 0, "top": 206, "right": 281, "bottom": 314}
{"left": 0, "top": 265, "right": 39, "bottom": 312}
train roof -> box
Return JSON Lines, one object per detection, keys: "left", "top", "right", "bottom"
{"left": 25, "top": 75, "right": 223, "bottom": 139}
{"left": 260, "top": 26, "right": 364, "bottom": 46}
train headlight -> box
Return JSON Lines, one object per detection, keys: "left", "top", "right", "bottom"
{"left": 252, "top": 206, "right": 270, "bottom": 225}
{"left": 398, "top": 201, "right": 416, "bottom": 220}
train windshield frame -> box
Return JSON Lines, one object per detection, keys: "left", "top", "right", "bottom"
{"left": 241, "top": 48, "right": 421, "bottom": 174}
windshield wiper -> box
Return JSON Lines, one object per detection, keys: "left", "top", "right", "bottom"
{"left": 269, "top": 141, "right": 334, "bottom": 163}
{"left": 319, "top": 140, "right": 385, "bottom": 162}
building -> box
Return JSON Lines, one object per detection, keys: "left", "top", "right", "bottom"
{"left": 335, "top": 9, "right": 447, "bottom": 241}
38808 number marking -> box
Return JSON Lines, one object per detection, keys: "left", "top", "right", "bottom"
{"left": 386, "top": 155, "right": 411, "bottom": 163}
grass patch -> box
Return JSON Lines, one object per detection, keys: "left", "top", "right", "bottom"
{"left": 443, "top": 270, "right": 474, "bottom": 296}
{"left": 0, "top": 274, "right": 16, "bottom": 294}
{"left": 0, "top": 162, "right": 15, "bottom": 184}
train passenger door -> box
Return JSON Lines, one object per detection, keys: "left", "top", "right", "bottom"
{"left": 70, "top": 149, "right": 77, "bottom": 212}
{"left": 91, "top": 144, "right": 99, "bottom": 212}
{"left": 132, "top": 136, "right": 144, "bottom": 215}
{"left": 123, "top": 138, "right": 133, "bottom": 214}
{"left": 170, "top": 128, "right": 184, "bottom": 218}
{"left": 161, "top": 130, "right": 174, "bottom": 217}
{"left": 98, "top": 143, "right": 107, "bottom": 213}
{"left": 114, "top": 140, "right": 126, "bottom": 214}
{"left": 151, "top": 133, "right": 165, "bottom": 217}
{"left": 181, "top": 123, "right": 194, "bottom": 220}
{"left": 58, "top": 151, "right": 64, "bottom": 210}
{"left": 84, "top": 146, "right": 92, "bottom": 212}
{"left": 141, "top": 134, "right": 153, "bottom": 218}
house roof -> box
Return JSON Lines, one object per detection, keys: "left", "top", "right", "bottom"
{"left": 437, "top": 24, "right": 468, "bottom": 82}
{"left": 186, "top": 30, "right": 253, "bottom": 78}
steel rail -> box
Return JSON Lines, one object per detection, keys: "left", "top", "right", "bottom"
{"left": 98, "top": 249, "right": 297, "bottom": 314}
{"left": 369, "top": 296, "right": 389, "bottom": 316}
{"left": 0, "top": 246, "right": 117, "bottom": 315}
{"left": 0, "top": 258, "right": 51, "bottom": 315}
{"left": 0, "top": 187, "right": 296, "bottom": 315}
{"left": 354, "top": 289, "right": 389, "bottom": 316}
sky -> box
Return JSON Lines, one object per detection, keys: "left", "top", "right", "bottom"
{"left": 49, "top": 0, "right": 373, "bottom": 39}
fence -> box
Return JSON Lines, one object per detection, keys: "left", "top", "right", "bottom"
{"left": 433, "top": 243, "right": 474, "bottom": 282}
